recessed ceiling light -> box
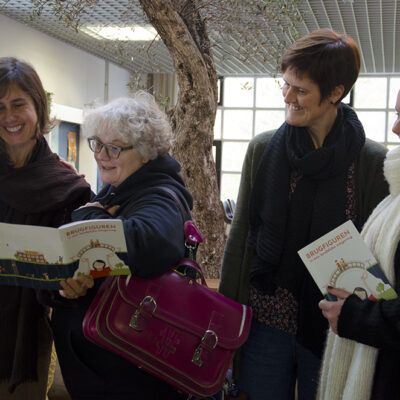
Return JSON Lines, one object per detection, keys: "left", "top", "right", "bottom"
{"left": 81, "top": 25, "right": 159, "bottom": 41}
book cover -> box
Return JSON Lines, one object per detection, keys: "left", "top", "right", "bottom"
{"left": 0, "top": 219, "right": 129, "bottom": 290}
{"left": 298, "top": 220, "right": 397, "bottom": 301}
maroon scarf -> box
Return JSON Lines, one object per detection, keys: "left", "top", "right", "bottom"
{"left": 0, "top": 137, "right": 91, "bottom": 392}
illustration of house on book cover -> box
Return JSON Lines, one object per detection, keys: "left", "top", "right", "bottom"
{"left": 0, "top": 250, "right": 76, "bottom": 289}
{"left": 0, "top": 219, "right": 129, "bottom": 290}
{"left": 326, "top": 257, "right": 396, "bottom": 301}
{"left": 298, "top": 220, "right": 397, "bottom": 301}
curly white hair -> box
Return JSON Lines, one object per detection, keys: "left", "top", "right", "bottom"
{"left": 83, "top": 91, "right": 173, "bottom": 160}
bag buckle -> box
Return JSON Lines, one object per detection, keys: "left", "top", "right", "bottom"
{"left": 129, "top": 296, "right": 157, "bottom": 331}
{"left": 184, "top": 220, "right": 204, "bottom": 246}
{"left": 184, "top": 221, "right": 204, "bottom": 260}
{"left": 192, "top": 330, "right": 218, "bottom": 367}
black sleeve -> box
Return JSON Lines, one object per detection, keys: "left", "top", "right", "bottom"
{"left": 338, "top": 293, "right": 400, "bottom": 350}
{"left": 36, "top": 288, "right": 81, "bottom": 308}
{"left": 72, "top": 191, "right": 186, "bottom": 278}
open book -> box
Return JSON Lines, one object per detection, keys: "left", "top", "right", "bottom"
{"left": 298, "top": 220, "right": 397, "bottom": 301}
{"left": 0, "top": 219, "right": 129, "bottom": 290}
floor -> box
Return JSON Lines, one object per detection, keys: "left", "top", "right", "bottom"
{"left": 47, "top": 359, "right": 71, "bottom": 400}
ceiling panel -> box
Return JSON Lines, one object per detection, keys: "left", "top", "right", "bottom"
{"left": 0, "top": 0, "right": 399, "bottom": 75}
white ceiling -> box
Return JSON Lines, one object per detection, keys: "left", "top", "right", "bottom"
{"left": 1, "top": 0, "right": 399, "bottom": 75}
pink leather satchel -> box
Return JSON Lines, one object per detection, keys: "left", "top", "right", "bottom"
{"left": 82, "top": 258, "right": 252, "bottom": 398}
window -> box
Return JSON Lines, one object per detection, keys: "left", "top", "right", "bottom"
{"left": 216, "top": 76, "right": 285, "bottom": 201}
{"left": 216, "top": 75, "right": 400, "bottom": 201}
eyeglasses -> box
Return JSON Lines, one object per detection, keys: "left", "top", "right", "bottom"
{"left": 87, "top": 137, "right": 133, "bottom": 159}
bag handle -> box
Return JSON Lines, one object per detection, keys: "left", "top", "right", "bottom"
{"left": 173, "top": 258, "right": 206, "bottom": 286}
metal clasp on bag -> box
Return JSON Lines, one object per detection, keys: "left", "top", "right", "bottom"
{"left": 184, "top": 220, "right": 204, "bottom": 260}
{"left": 192, "top": 330, "right": 218, "bottom": 367}
{"left": 129, "top": 296, "right": 157, "bottom": 331}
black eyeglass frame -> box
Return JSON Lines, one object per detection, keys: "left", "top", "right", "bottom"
{"left": 87, "top": 137, "right": 134, "bottom": 159}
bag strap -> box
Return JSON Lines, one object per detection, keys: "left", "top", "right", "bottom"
{"left": 157, "top": 186, "right": 191, "bottom": 222}
{"left": 156, "top": 187, "right": 206, "bottom": 285}
{"left": 156, "top": 186, "right": 203, "bottom": 260}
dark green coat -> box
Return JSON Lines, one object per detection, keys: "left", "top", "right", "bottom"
{"left": 219, "top": 130, "right": 389, "bottom": 377}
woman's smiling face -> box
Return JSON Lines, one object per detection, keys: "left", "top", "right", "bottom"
{"left": 281, "top": 68, "right": 344, "bottom": 147}
{"left": 282, "top": 68, "right": 334, "bottom": 133}
{"left": 94, "top": 130, "right": 147, "bottom": 187}
{"left": 0, "top": 84, "right": 38, "bottom": 161}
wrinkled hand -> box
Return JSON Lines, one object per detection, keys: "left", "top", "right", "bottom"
{"left": 77, "top": 201, "right": 104, "bottom": 210}
{"left": 76, "top": 202, "right": 120, "bottom": 216}
{"left": 319, "top": 287, "right": 351, "bottom": 334}
{"left": 59, "top": 275, "right": 94, "bottom": 300}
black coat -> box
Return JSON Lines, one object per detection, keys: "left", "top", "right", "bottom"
{"left": 338, "top": 245, "right": 400, "bottom": 399}
{"left": 51, "top": 154, "right": 193, "bottom": 400}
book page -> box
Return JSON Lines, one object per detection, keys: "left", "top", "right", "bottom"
{"left": 298, "top": 220, "right": 397, "bottom": 301}
{"left": 0, "top": 222, "right": 67, "bottom": 289}
{"left": 0, "top": 219, "right": 130, "bottom": 289}
{"left": 59, "top": 219, "right": 130, "bottom": 279}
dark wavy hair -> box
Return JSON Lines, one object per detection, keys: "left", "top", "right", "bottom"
{"left": 0, "top": 57, "right": 51, "bottom": 136}
{"left": 281, "top": 29, "right": 361, "bottom": 104}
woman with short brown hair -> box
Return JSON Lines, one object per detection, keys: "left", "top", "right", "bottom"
{"left": 219, "top": 29, "right": 388, "bottom": 399}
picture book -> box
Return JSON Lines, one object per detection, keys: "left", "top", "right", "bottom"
{"left": 0, "top": 219, "right": 130, "bottom": 290}
{"left": 298, "top": 220, "right": 397, "bottom": 301}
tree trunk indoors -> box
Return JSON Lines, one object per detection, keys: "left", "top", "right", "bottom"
{"left": 139, "top": 0, "right": 225, "bottom": 278}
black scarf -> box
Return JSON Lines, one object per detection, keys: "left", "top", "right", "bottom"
{"left": 247, "top": 104, "right": 365, "bottom": 356}
{"left": 0, "top": 138, "right": 91, "bottom": 392}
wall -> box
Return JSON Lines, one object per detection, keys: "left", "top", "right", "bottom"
{"left": 0, "top": 13, "right": 131, "bottom": 190}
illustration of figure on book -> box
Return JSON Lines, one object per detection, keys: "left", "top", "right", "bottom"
{"left": 80, "top": 255, "right": 113, "bottom": 278}
{"left": 326, "top": 258, "right": 396, "bottom": 301}
{"left": 75, "top": 242, "right": 129, "bottom": 279}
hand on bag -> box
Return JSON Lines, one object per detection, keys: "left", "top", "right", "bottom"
{"left": 59, "top": 275, "right": 94, "bottom": 300}
{"left": 319, "top": 286, "right": 351, "bottom": 334}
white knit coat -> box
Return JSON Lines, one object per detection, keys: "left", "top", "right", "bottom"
{"left": 317, "top": 145, "right": 400, "bottom": 400}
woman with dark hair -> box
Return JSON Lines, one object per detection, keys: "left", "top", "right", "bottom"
{"left": 0, "top": 57, "right": 91, "bottom": 399}
{"left": 318, "top": 89, "right": 400, "bottom": 400}
{"left": 219, "top": 29, "right": 389, "bottom": 399}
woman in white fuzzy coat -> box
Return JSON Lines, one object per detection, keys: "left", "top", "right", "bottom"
{"left": 318, "top": 89, "right": 400, "bottom": 400}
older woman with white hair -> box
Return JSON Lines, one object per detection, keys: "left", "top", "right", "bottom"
{"left": 51, "top": 92, "right": 193, "bottom": 400}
